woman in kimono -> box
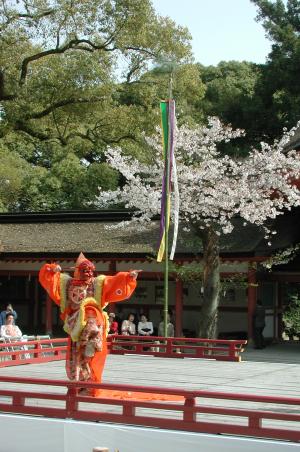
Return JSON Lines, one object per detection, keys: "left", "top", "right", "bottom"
{"left": 39, "top": 252, "right": 140, "bottom": 396}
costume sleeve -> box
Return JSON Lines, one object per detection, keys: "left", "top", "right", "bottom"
{"left": 101, "top": 272, "right": 137, "bottom": 306}
{"left": 39, "top": 263, "right": 61, "bottom": 306}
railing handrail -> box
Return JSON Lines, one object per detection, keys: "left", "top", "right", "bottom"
{"left": 0, "top": 374, "right": 299, "bottom": 405}
{"left": 0, "top": 374, "right": 299, "bottom": 442}
{"left": 106, "top": 335, "right": 246, "bottom": 361}
{"left": 0, "top": 337, "right": 67, "bottom": 348}
{"left": 0, "top": 336, "right": 246, "bottom": 365}
{"left": 108, "top": 334, "right": 247, "bottom": 344}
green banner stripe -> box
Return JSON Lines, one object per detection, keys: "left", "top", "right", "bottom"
{"left": 160, "top": 101, "right": 169, "bottom": 159}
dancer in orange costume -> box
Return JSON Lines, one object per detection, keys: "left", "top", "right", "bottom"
{"left": 39, "top": 253, "right": 140, "bottom": 396}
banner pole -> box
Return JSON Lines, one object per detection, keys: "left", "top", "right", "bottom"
{"left": 163, "top": 72, "right": 173, "bottom": 338}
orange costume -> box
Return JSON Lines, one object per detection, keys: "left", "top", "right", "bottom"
{"left": 39, "top": 253, "right": 137, "bottom": 396}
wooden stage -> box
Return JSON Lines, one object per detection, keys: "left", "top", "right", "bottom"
{"left": 0, "top": 342, "right": 300, "bottom": 442}
{"left": 0, "top": 342, "right": 300, "bottom": 400}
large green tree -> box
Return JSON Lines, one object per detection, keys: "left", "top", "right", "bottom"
{"left": 0, "top": 0, "right": 194, "bottom": 210}
{"left": 198, "top": 61, "right": 263, "bottom": 153}
{"left": 251, "top": 0, "right": 300, "bottom": 138}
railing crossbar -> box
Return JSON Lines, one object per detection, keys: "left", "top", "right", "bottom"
{"left": 0, "top": 375, "right": 299, "bottom": 442}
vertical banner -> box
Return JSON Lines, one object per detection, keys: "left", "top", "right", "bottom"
{"left": 157, "top": 99, "right": 179, "bottom": 262}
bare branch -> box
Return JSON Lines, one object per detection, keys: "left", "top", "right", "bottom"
{"left": 0, "top": 70, "right": 16, "bottom": 101}
{"left": 15, "top": 120, "right": 50, "bottom": 141}
{"left": 64, "top": 131, "right": 96, "bottom": 145}
{"left": 19, "top": 38, "right": 117, "bottom": 84}
{"left": 126, "top": 61, "right": 143, "bottom": 83}
{"left": 17, "top": 9, "right": 54, "bottom": 20}
{"left": 27, "top": 96, "right": 106, "bottom": 120}
{"left": 1, "top": 5, "right": 55, "bottom": 31}
{"left": 123, "top": 46, "right": 157, "bottom": 58}
{"left": 101, "top": 134, "right": 137, "bottom": 145}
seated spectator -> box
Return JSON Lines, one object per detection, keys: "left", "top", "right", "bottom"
{"left": 0, "top": 303, "right": 17, "bottom": 327}
{"left": 0, "top": 313, "right": 23, "bottom": 340}
{"left": 138, "top": 314, "right": 153, "bottom": 336}
{"left": 158, "top": 313, "right": 175, "bottom": 337}
{"left": 108, "top": 312, "right": 119, "bottom": 335}
{"left": 121, "top": 313, "right": 136, "bottom": 335}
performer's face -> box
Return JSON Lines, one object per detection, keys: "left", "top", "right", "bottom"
{"left": 79, "top": 264, "right": 94, "bottom": 281}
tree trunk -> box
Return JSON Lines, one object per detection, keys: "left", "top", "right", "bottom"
{"left": 198, "top": 227, "right": 220, "bottom": 338}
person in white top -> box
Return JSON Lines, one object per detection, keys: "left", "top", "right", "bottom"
{"left": 138, "top": 314, "right": 153, "bottom": 336}
{"left": 158, "top": 313, "right": 175, "bottom": 337}
{"left": 0, "top": 313, "right": 23, "bottom": 340}
{"left": 121, "top": 313, "right": 136, "bottom": 335}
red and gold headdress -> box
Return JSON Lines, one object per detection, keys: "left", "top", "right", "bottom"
{"left": 73, "top": 252, "right": 95, "bottom": 279}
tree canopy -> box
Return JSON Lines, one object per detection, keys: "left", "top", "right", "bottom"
{"left": 250, "top": 0, "right": 300, "bottom": 137}
{"left": 97, "top": 119, "right": 300, "bottom": 337}
{"left": 0, "top": 0, "right": 194, "bottom": 210}
{"left": 2, "top": 0, "right": 300, "bottom": 211}
{"left": 198, "top": 61, "right": 263, "bottom": 153}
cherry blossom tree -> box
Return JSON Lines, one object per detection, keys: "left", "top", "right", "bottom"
{"left": 97, "top": 117, "right": 300, "bottom": 338}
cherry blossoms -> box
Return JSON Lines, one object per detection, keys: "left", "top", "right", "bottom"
{"left": 97, "top": 117, "right": 300, "bottom": 239}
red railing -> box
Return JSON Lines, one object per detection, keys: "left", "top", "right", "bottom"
{"left": 0, "top": 336, "right": 246, "bottom": 366}
{"left": 0, "top": 375, "right": 299, "bottom": 442}
{"left": 107, "top": 335, "right": 247, "bottom": 361}
{"left": 0, "top": 338, "right": 67, "bottom": 367}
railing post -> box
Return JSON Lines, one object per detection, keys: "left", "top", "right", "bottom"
{"left": 11, "top": 347, "right": 17, "bottom": 361}
{"left": 228, "top": 342, "right": 235, "bottom": 360}
{"left": 34, "top": 341, "right": 41, "bottom": 359}
{"left": 123, "top": 402, "right": 135, "bottom": 418}
{"left": 183, "top": 396, "right": 196, "bottom": 423}
{"left": 166, "top": 337, "right": 172, "bottom": 356}
{"left": 249, "top": 414, "right": 262, "bottom": 429}
{"left": 66, "top": 385, "right": 78, "bottom": 418}
{"left": 13, "top": 394, "right": 25, "bottom": 407}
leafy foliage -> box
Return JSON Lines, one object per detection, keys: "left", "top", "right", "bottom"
{"left": 251, "top": 0, "right": 300, "bottom": 138}
{"left": 199, "top": 61, "right": 264, "bottom": 152}
{"left": 0, "top": 0, "right": 193, "bottom": 210}
{"left": 283, "top": 294, "right": 300, "bottom": 336}
{"left": 97, "top": 119, "right": 300, "bottom": 336}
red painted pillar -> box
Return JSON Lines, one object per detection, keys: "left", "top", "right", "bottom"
{"left": 247, "top": 263, "right": 257, "bottom": 341}
{"left": 45, "top": 294, "right": 53, "bottom": 336}
{"left": 175, "top": 279, "right": 183, "bottom": 337}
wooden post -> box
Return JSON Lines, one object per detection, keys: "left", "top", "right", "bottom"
{"left": 175, "top": 279, "right": 183, "bottom": 336}
{"left": 247, "top": 263, "right": 257, "bottom": 342}
{"left": 93, "top": 448, "right": 109, "bottom": 452}
{"left": 45, "top": 294, "right": 53, "bottom": 336}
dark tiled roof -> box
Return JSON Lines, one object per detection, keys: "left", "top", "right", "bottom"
{"left": 0, "top": 210, "right": 298, "bottom": 257}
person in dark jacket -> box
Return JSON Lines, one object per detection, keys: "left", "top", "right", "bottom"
{"left": 253, "top": 300, "right": 266, "bottom": 349}
{"left": 0, "top": 304, "right": 18, "bottom": 327}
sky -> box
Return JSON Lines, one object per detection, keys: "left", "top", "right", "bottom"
{"left": 151, "top": 0, "right": 272, "bottom": 66}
